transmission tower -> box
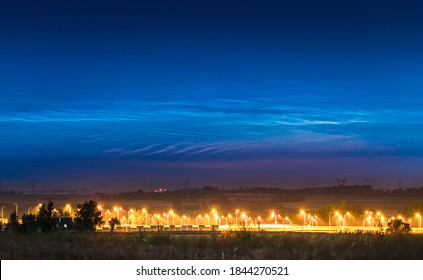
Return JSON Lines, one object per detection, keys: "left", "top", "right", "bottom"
{"left": 335, "top": 178, "right": 347, "bottom": 187}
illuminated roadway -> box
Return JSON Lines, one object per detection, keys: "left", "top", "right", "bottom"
{"left": 100, "top": 224, "right": 423, "bottom": 234}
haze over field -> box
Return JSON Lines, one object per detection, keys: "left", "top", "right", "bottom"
{"left": 1, "top": 1, "right": 423, "bottom": 190}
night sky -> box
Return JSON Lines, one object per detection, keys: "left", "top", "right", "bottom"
{"left": 1, "top": 0, "right": 423, "bottom": 191}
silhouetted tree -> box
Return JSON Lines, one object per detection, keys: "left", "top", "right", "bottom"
{"left": 73, "top": 200, "right": 104, "bottom": 231}
{"left": 109, "top": 217, "right": 120, "bottom": 232}
{"left": 6, "top": 211, "right": 19, "bottom": 232}
{"left": 387, "top": 219, "right": 411, "bottom": 233}
{"left": 21, "top": 213, "right": 37, "bottom": 233}
{"left": 37, "top": 200, "right": 58, "bottom": 232}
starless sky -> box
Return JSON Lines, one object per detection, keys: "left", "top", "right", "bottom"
{"left": 1, "top": 0, "right": 423, "bottom": 191}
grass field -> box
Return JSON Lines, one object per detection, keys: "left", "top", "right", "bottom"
{"left": 1, "top": 231, "right": 423, "bottom": 260}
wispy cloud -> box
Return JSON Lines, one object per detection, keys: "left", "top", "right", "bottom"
{"left": 1, "top": 98, "right": 422, "bottom": 158}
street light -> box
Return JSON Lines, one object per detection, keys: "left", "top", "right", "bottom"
{"left": 105, "top": 210, "right": 110, "bottom": 224}
{"left": 328, "top": 211, "right": 338, "bottom": 227}
{"left": 142, "top": 208, "right": 148, "bottom": 225}
{"left": 98, "top": 205, "right": 103, "bottom": 220}
{"left": 376, "top": 211, "right": 385, "bottom": 227}
{"left": 365, "top": 211, "right": 373, "bottom": 228}
{"left": 228, "top": 214, "right": 232, "bottom": 226}
{"left": 114, "top": 206, "right": 122, "bottom": 220}
{"left": 169, "top": 210, "right": 175, "bottom": 225}
{"left": 128, "top": 209, "right": 134, "bottom": 225}
{"left": 310, "top": 215, "right": 318, "bottom": 226}
{"left": 154, "top": 213, "right": 161, "bottom": 225}
{"left": 27, "top": 207, "right": 32, "bottom": 214}
{"left": 14, "top": 203, "right": 18, "bottom": 217}
{"left": 1, "top": 206, "right": 5, "bottom": 222}
{"left": 241, "top": 212, "right": 247, "bottom": 226}
{"left": 271, "top": 211, "right": 277, "bottom": 225}
{"left": 163, "top": 213, "right": 168, "bottom": 225}
{"left": 343, "top": 212, "right": 350, "bottom": 226}
{"left": 300, "top": 210, "right": 306, "bottom": 229}
{"left": 283, "top": 216, "right": 289, "bottom": 228}
{"left": 235, "top": 209, "right": 239, "bottom": 226}
{"left": 180, "top": 214, "right": 191, "bottom": 226}
{"left": 416, "top": 213, "right": 422, "bottom": 228}
{"left": 211, "top": 209, "right": 218, "bottom": 225}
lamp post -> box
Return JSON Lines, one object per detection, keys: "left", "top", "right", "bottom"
{"left": 211, "top": 209, "right": 218, "bottom": 225}
{"left": 300, "top": 210, "right": 306, "bottom": 230}
{"left": 283, "top": 216, "right": 289, "bottom": 230}
{"left": 14, "top": 203, "right": 18, "bottom": 217}
{"left": 235, "top": 209, "right": 239, "bottom": 226}
{"left": 343, "top": 212, "right": 350, "bottom": 227}
{"left": 241, "top": 212, "right": 247, "bottom": 226}
{"left": 1, "top": 206, "right": 5, "bottom": 222}
{"left": 169, "top": 210, "right": 175, "bottom": 225}
{"left": 98, "top": 205, "right": 103, "bottom": 221}
{"left": 114, "top": 207, "right": 122, "bottom": 220}
{"left": 27, "top": 207, "right": 32, "bottom": 214}
{"left": 416, "top": 213, "right": 422, "bottom": 228}
{"left": 227, "top": 214, "right": 232, "bottom": 226}
{"left": 105, "top": 210, "right": 110, "bottom": 224}
{"left": 214, "top": 214, "right": 219, "bottom": 225}
{"left": 128, "top": 209, "right": 134, "bottom": 225}
{"left": 310, "top": 215, "right": 317, "bottom": 226}
{"left": 365, "top": 211, "right": 373, "bottom": 228}
{"left": 142, "top": 208, "right": 148, "bottom": 225}
{"left": 181, "top": 214, "right": 189, "bottom": 226}
{"left": 271, "top": 211, "right": 277, "bottom": 225}
{"left": 205, "top": 214, "right": 210, "bottom": 225}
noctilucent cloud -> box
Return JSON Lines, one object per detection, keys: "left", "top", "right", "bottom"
{"left": 1, "top": 0, "right": 423, "bottom": 190}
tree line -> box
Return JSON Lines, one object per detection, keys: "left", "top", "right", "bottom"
{"left": 3, "top": 200, "right": 105, "bottom": 233}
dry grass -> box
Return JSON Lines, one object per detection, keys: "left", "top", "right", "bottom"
{"left": 1, "top": 231, "right": 423, "bottom": 260}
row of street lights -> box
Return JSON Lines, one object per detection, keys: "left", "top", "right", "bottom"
{"left": 2, "top": 203, "right": 423, "bottom": 229}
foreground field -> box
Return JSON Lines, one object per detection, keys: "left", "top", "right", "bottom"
{"left": 1, "top": 231, "right": 423, "bottom": 260}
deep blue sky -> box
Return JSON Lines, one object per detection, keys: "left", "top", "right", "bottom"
{"left": 1, "top": 0, "right": 423, "bottom": 191}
